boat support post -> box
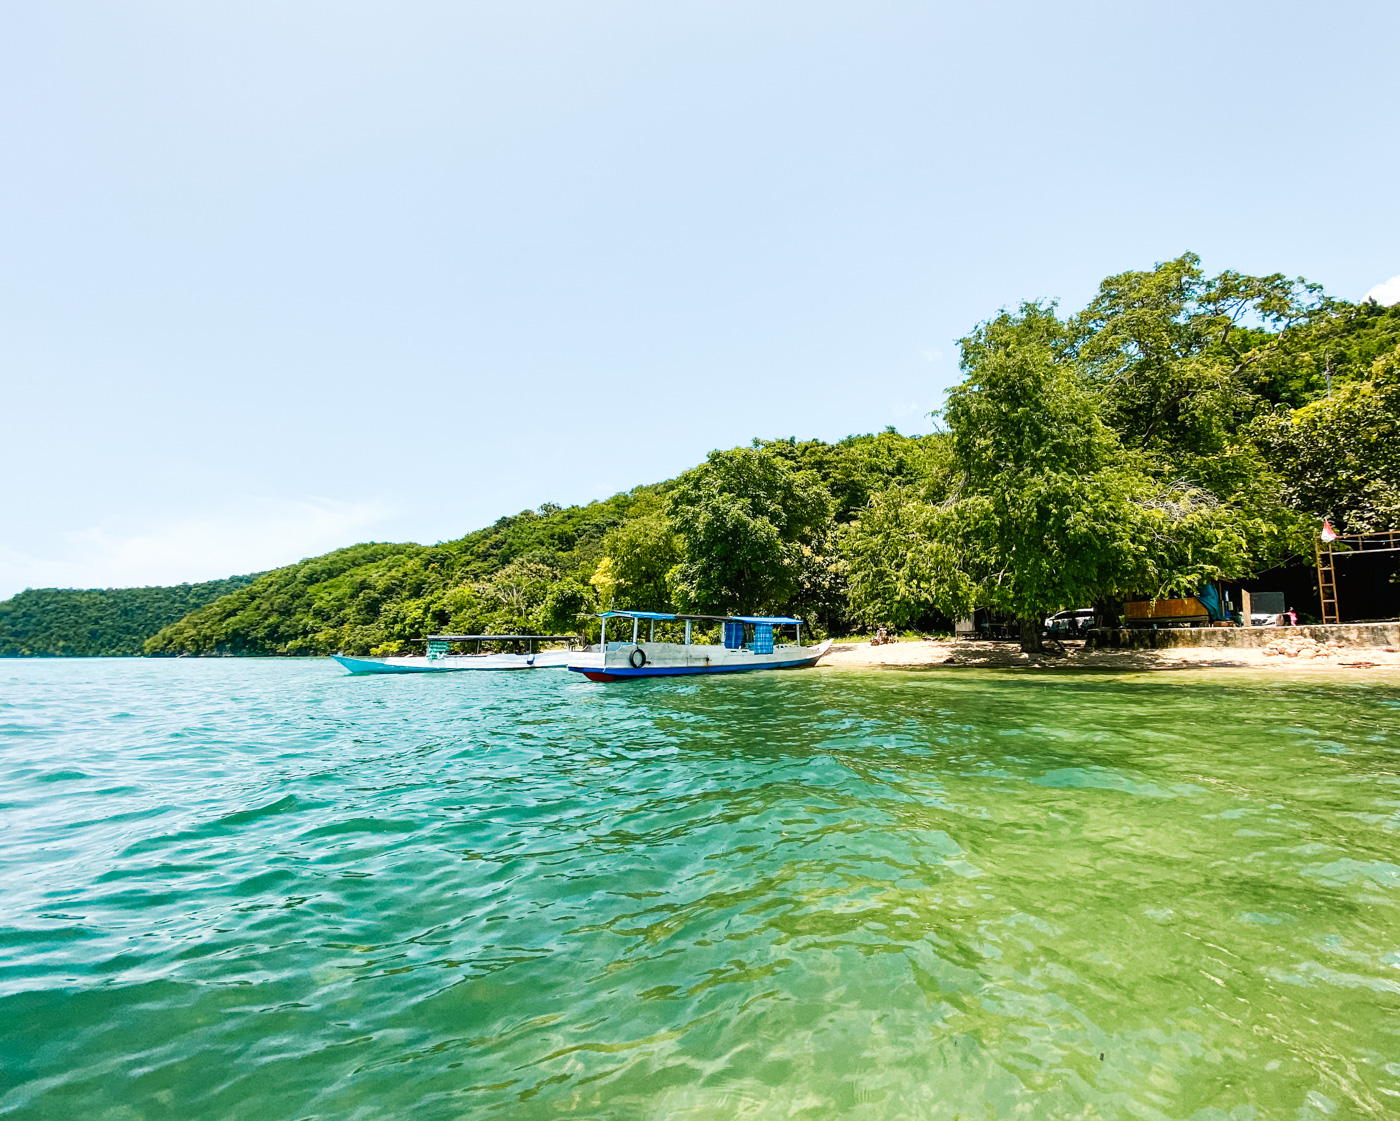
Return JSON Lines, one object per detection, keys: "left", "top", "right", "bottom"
{"left": 632, "top": 617, "right": 639, "bottom": 645}
{"left": 685, "top": 620, "right": 691, "bottom": 645}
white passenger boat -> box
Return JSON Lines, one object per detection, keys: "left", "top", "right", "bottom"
{"left": 332, "top": 634, "right": 579, "bottom": 674}
{"left": 567, "top": 611, "right": 831, "bottom": 682}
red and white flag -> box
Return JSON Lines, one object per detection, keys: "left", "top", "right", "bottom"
{"left": 1320, "top": 519, "right": 1338, "bottom": 543}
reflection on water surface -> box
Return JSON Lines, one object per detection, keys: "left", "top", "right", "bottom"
{"left": 1, "top": 660, "right": 1397, "bottom": 1119}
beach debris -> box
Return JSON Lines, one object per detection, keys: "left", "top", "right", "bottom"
{"left": 1261, "top": 636, "right": 1345, "bottom": 660}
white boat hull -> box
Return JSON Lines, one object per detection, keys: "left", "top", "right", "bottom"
{"left": 566, "top": 639, "right": 832, "bottom": 681}
{"left": 332, "top": 650, "right": 573, "bottom": 674}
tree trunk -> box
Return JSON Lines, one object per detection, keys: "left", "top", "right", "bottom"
{"left": 1019, "top": 617, "right": 1044, "bottom": 654}
{"left": 1093, "top": 599, "right": 1122, "bottom": 630}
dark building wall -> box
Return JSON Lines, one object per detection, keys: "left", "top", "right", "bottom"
{"left": 1329, "top": 551, "right": 1400, "bottom": 622}
{"left": 1235, "top": 552, "right": 1399, "bottom": 624}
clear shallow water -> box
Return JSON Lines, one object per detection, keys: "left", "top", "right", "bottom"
{"left": 1, "top": 660, "right": 1398, "bottom": 1120}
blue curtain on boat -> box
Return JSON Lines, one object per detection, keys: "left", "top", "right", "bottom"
{"left": 752, "top": 624, "right": 774, "bottom": 654}
{"left": 723, "top": 622, "right": 744, "bottom": 649}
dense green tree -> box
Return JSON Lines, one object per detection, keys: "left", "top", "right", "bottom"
{"left": 1250, "top": 346, "right": 1400, "bottom": 533}
{"left": 758, "top": 430, "right": 945, "bottom": 522}
{"left": 475, "top": 559, "right": 560, "bottom": 632}
{"left": 1074, "top": 253, "right": 1319, "bottom": 465}
{"left": 743, "top": 431, "right": 950, "bottom": 632}
{"left": 937, "top": 304, "right": 1156, "bottom": 649}
{"left": 667, "top": 447, "right": 832, "bottom": 615}
{"left": 841, "top": 487, "right": 957, "bottom": 631}
{"left": 1245, "top": 297, "right": 1400, "bottom": 408}
{"left": 846, "top": 301, "right": 1278, "bottom": 650}
{"left": 535, "top": 578, "right": 595, "bottom": 637}
{"left": 594, "top": 497, "right": 681, "bottom": 611}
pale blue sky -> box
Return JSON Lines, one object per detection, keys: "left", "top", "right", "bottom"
{"left": 2, "top": 1, "right": 1397, "bottom": 596}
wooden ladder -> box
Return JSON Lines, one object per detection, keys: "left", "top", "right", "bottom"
{"left": 1314, "top": 538, "right": 1339, "bottom": 624}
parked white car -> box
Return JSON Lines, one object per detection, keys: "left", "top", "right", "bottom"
{"left": 1044, "top": 609, "right": 1096, "bottom": 634}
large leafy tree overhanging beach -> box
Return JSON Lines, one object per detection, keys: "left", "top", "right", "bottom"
{"left": 19, "top": 254, "right": 1391, "bottom": 660}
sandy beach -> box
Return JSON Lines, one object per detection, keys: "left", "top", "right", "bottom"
{"left": 819, "top": 635, "right": 1400, "bottom": 673}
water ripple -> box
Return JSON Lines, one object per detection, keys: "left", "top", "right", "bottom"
{"left": 0, "top": 659, "right": 1397, "bottom": 1118}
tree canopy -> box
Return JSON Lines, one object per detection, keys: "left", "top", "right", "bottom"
{"left": 665, "top": 447, "right": 832, "bottom": 615}
{"left": 844, "top": 300, "right": 1273, "bottom": 647}
{"left": 844, "top": 253, "right": 1395, "bottom": 648}
{"left": 1250, "top": 349, "right": 1400, "bottom": 534}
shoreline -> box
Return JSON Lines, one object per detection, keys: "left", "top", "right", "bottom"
{"left": 818, "top": 636, "right": 1400, "bottom": 674}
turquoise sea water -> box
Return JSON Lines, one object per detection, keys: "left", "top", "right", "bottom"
{"left": 1, "top": 659, "right": 1398, "bottom": 1120}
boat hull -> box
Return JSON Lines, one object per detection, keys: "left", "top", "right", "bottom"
{"left": 332, "top": 651, "right": 572, "bottom": 674}
{"left": 567, "top": 639, "right": 832, "bottom": 682}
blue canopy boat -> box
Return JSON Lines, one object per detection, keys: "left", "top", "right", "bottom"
{"left": 566, "top": 611, "right": 832, "bottom": 682}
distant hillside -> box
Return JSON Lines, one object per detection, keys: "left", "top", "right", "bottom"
{"left": 0, "top": 575, "right": 259, "bottom": 656}
{"left": 143, "top": 431, "right": 941, "bottom": 656}
{"left": 142, "top": 497, "right": 663, "bottom": 656}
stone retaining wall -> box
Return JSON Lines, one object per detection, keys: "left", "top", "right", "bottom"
{"left": 1086, "top": 621, "right": 1400, "bottom": 650}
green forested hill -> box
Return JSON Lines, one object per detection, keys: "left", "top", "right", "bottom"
{"left": 143, "top": 431, "right": 940, "bottom": 656}
{"left": 0, "top": 575, "right": 258, "bottom": 656}
{"left": 37, "top": 254, "right": 1400, "bottom": 659}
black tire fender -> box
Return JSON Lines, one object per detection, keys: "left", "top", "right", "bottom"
{"left": 628, "top": 646, "right": 648, "bottom": 669}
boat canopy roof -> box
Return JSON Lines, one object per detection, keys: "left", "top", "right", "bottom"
{"left": 596, "top": 611, "right": 802, "bottom": 625}
{"left": 425, "top": 634, "right": 577, "bottom": 641}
